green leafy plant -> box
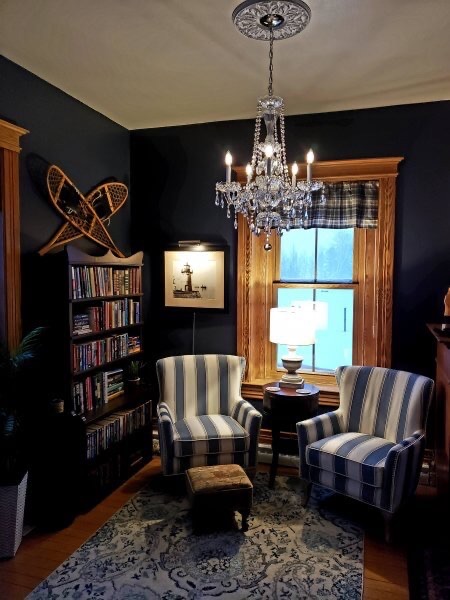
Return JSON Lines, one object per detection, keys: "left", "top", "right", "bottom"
{"left": 127, "top": 359, "right": 144, "bottom": 381}
{"left": 0, "top": 327, "right": 45, "bottom": 483}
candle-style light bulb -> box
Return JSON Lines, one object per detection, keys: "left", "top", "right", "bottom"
{"left": 306, "top": 149, "right": 314, "bottom": 182}
{"left": 264, "top": 144, "right": 274, "bottom": 158}
{"left": 291, "top": 161, "right": 298, "bottom": 186}
{"left": 245, "top": 163, "right": 253, "bottom": 184}
{"left": 225, "top": 151, "right": 232, "bottom": 183}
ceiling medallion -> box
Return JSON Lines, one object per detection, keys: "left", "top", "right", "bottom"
{"left": 232, "top": 0, "right": 311, "bottom": 41}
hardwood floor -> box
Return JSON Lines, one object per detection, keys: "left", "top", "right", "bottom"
{"left": 0, "top": 458, "right": 414, "bottom": 599}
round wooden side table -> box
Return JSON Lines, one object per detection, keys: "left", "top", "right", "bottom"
{"left": 263, "top": 382, "right": 319, "bottom": 488}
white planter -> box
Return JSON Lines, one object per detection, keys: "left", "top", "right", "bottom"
{"left": 0, "top": 471, "right": 28, "bottom": 558}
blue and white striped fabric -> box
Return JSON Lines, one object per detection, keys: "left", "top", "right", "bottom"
{"left": 156, "top": 355, "right": 262, "bottom": 476}
{"left": 297, "top": 366, "right": 434, "bottom": 513}
{"left": 306, "top": 432, "right": 394, "bottom": 487}
{"left": 173, "top": 415, "right": 249, "bottom": 457}
{"left": 335, "top": 365, "right": 433, "bottom": 443}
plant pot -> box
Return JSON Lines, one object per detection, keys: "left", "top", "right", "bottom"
{"left": 0, "top": 470, "right": 28, "bottom": 558}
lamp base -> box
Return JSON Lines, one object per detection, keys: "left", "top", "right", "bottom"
{"left": 279, "top": 353, "right": 304, "bottom": 388}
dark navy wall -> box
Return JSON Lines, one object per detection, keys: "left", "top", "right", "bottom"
{"left": 0, "top": 56, "right": 130, "bottom": 257}
{"left": 131, "top": 102, "right": 450, "bottom": 379}
{"left": 2, "top": 54, "right": 449, "bottom": 379}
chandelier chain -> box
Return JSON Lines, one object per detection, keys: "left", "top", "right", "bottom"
{"left": 268, "top": 27, "right": 274, "bottom": 96}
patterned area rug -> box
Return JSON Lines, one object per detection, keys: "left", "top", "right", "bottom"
{"left": 27, "top": 474, "right": 363, "bottom": 599}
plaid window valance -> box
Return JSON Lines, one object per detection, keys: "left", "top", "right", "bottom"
{"left": 303, "top": 180, "right": 379, "bottom": 229}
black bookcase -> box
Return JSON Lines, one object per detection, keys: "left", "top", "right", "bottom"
{"left": 36, "top": 247, "right": 152, "bottom": 514}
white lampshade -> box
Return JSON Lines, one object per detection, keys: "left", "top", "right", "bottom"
{"left": 269, "top": 307, "right": 316, "bottom": 346}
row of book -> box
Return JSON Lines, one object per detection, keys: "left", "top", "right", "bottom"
{"left": 73, "top": 300, "right": 142, "bottom": 335}
{"left": 72, "top": 334, "right": 141, "bottom": 372}
{"left": 71, "top": 266, "right": 142, "bottom": 299}
{"left": 72, "top": 368, "right": 124, "bottom": 414}
{"left": 86, "top": 401, "right": 151, "bottom": 461}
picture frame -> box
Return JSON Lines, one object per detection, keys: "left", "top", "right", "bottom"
{"left": 163, "top": 245, "right": 228, "bottom": 311}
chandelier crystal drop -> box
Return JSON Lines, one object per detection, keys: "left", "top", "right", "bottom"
{"left": 215, "top": 0, "right": 326, "bottom": 250}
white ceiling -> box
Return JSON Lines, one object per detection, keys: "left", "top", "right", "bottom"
{"left": 1, "top": 0, "right": 450, "bottom": 130}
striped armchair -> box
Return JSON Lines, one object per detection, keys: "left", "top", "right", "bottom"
{"left": 156, "top": 355, "right": 262, "bottom": 478}
{"left": 297, "top": 366, "right": 434, "bottom": 537}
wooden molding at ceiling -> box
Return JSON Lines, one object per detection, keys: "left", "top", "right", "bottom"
{"left": 234, "top": 157, "right": 403, "bottom": 182}
{"left": 0, "top": 118, "right": 28, "bottom": 350}
{"left": 0, "top": 118, "right": 29, "bottom": 153}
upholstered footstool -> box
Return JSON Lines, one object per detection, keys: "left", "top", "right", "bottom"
{"left": 186, "top": 464, "right": 253, "bottom": 532}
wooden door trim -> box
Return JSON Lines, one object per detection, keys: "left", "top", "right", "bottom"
{"left": 0, "top": 118, "right": 28, "bottom": 350}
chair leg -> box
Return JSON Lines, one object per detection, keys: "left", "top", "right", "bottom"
{"left": 301, "top": 482, "right": 312, "bottom": 507}
{"left": 381, "top": 510, "right": 395, "bottom": 543}
{"left": 245, "top": 467, "right": 257, "bottom": 482}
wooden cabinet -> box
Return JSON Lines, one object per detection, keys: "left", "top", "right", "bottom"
{"left": 427, "top": 324, "right": 450, "bottom": 496}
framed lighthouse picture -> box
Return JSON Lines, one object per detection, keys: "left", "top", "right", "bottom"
{"left": 163, "top": 245, "right": 227, "bottom": 311}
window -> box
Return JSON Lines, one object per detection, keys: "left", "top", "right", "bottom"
{"left": 236, "top": 157, "right": 402, "bottom": 405}
{"left": 276, "top": 227, "right": 354, "bottom": 374}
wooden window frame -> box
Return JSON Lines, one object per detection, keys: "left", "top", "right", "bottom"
{"left": 236, "top": 157, "right": 403, "bottom": 406}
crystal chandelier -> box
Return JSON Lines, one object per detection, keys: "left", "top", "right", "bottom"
{"left": 215, "top": 0, "right": 325, "bottom": 250}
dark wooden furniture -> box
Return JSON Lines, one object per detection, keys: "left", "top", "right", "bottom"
{"left": 37, "top": 247, "right": 152, "bottom": 510}
{"left": 263, "top": 382, "right": 319, "bottom": 488}
{"left": 427, "top": 323, "right": 450, "bottom": 496}
{"left": 186, "top": 464, "right": 253, "bottom": 532}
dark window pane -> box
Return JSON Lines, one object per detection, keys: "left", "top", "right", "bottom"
{"left": 317, "top": 229, "right": 354, "bottom": 281}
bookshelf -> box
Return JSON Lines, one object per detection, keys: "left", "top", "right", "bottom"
{"left": 39, "top": 247, "right": 152, "bottom": 512}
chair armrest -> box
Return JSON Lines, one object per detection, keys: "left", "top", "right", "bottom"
{"left": 230, "top": 398, "right": 261, "bottom": 428}
{"left": 157, "top": 401, "right": 175, "bottom": 424}
{"left": 296, "top": 410, "right": 343, "bottom": 445}
{"left": 296, "top": 411, "right": 343, "bottom": 479}
{"left": 380, "top": 431, "right": 425, "bottom": 513}
{"left": 230, "top": 398, "right": 262, "bottom": 468}
{"left": 157, "top": 402, "right": 176, "bottom": 475}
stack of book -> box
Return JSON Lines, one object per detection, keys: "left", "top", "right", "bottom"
{"left": 85, "top": 400, "right": 151, "bottom": 460}
{"left": 73, "top": 313, "right": 92, "bottom": 336}
{"left": 104, "top": 368, "right": 124, "bottom": 400}
{"left": 72, "top": 333, "right": 130, "bottom": 372}
{"left": 128, "top": 336, "right": 141, "bottom": 354}
{"left": 85, "top": 299, "right": 142, "bottom": 332}
{"left": 72, "top": 368, "right": 125, "bottom": 413}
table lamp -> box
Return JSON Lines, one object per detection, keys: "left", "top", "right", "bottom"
{"left": 270, "top": 307, "right": 316, "bottom": 388}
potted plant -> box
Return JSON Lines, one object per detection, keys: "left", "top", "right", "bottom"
{"left": 0, "top": 326, "right": 45, "bottom": 558}
{"left": 127, "top": 359, "right": 143, "bottom": 385}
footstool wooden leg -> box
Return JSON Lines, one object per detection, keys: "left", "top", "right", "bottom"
{"left": 240, "top": 509, "right": 250, "bottom": 532}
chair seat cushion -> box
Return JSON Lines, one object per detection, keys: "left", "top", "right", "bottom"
{"left": 173, "top": 414, "right": 250, "bottom": 458}
{"left": 306, "top": 432, "right": 394, "bottom": 487}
